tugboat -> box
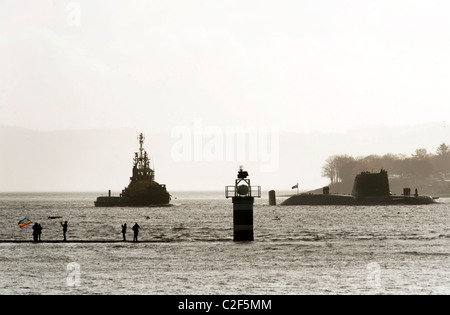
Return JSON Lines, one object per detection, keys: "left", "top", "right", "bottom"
{"left": 281, "top": 169, "right": 437, "bottom": 206}
{"left": 95, "top": 133, "right": 171, "bottom": 207}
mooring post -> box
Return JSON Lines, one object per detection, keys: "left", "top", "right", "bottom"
{"left": 225, "top": 166, "right": 261, "bottom": 241}
{"left": 268, "top": 190, "right": 276, "bottom": 205}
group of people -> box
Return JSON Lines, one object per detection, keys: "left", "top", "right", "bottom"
{"left": 121, "top": 223, "right": 140, "bottom": 242}
{"left": 32, "top": 223, "right": 43, "bottom": 241}
{"left": 32, "top": 221, "right": 68, "bottom": 242}
{"left": 31, "top": 221, "right": 140, "bottom": 242}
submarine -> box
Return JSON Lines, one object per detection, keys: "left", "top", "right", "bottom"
{"left": 281, "top": 169, "right": 437, "bottom": 206}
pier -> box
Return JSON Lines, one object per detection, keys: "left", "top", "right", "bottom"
{"left": 0, "top": 240, "right": 160, "bottom": 243}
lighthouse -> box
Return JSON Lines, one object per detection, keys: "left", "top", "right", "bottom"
{"left": 225, "top": 166, "right": 261, "bottom": 241}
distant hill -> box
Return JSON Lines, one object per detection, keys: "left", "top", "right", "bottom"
{"left": 0, "top": 122, "right": 449, "bottom": 192}
{"left": 0, "top": 125, "right": 141, "bottom": 191}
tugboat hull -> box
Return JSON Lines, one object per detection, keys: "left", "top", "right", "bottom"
{"left": 94, "top": 193, "right": 171, "bottom": 207}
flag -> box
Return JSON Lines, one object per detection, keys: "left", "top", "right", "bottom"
{"left": 18, "top": 218, "right": 32, "bottom": 228}
{"left": 292, "top": 183, "right": 298, "bottom": 189}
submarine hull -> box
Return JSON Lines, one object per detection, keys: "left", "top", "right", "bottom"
{"left": 281, "top": 170, "right": 438, "bottom": 206}
{"left": 280, "top": 194, "right": 437, "bottom": 206}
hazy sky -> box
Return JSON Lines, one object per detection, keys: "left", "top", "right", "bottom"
{"left": 1, "top": 0, "right": 449, "bottom": 132}
{"left": 1, "top": 1, "right": 450, "bottom": 192}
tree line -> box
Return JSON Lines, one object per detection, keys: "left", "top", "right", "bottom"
{"left": 321, "top": 143, "right": 450, "bottom": 185}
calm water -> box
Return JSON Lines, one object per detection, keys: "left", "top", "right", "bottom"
{"left": 0, "top": 191, "right": 449, "bottom": 295}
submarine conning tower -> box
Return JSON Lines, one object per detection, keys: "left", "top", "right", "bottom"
{"left": 351, "top": 169, "right": 391, "bottom": 197}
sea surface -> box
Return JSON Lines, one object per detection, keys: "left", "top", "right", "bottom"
{"left": 0, "top": 191, "right": 449, "bottom": 295}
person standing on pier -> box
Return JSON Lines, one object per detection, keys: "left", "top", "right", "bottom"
{"left": 61, "top": 221, "right": 68, "bottom": 241}
{"left": 132, "top": 223, "right": 140, "bottom": 242}
{"left": 32, "top": 223, "right": 39, "bottom": 242}
{"left": 121, "top": 223, "right": 127, "bottom": 241}
{"left": 37, "top": 223, "right": 43, "bottom": 241}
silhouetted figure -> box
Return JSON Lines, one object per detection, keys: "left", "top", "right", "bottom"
{"left": 37, "top": 223, "right": 43, "bottom": 241}
{"left": 121, "top": 223, "right": 127, "bottom": 241}
{"left": 32, "top": 223, "right": 39, "bottom": 242}
{"left": 132, "top": 223, "right": 140, "bottom": 242}
{"left": 61, "top": 221, "right": 68, "bottom": 241}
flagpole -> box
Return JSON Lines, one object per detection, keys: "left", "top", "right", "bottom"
{"left": 291, "top": 182, "right": 299, "bottom": 195}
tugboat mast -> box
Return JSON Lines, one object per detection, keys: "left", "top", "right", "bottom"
{"left": 132, "top": 133, "right": 154, "bottom": 180}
